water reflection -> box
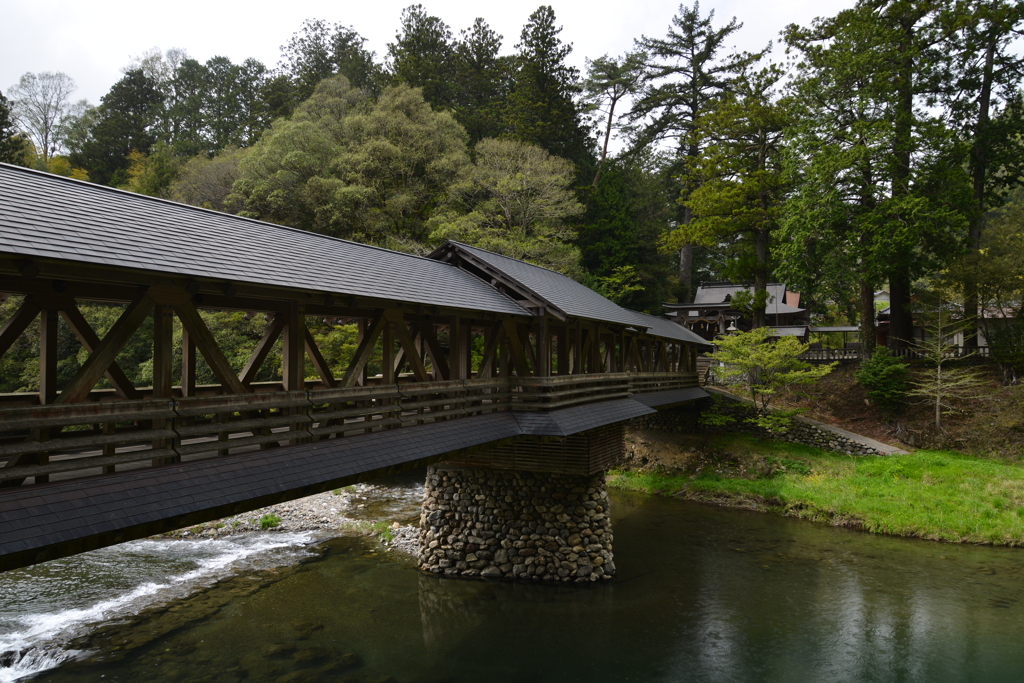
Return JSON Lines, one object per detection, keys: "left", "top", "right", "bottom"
{"left": 19, "top": 489, "right": 1024, "bottom": 683}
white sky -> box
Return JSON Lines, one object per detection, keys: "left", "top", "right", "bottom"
{"left": 2, "top": 0, "right": 856, "bottom": 108}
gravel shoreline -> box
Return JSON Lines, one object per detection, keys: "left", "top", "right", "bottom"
{"left": 161, "top": 483, "right": 422, "bottom": 557}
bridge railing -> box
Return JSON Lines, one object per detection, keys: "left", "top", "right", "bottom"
{"left": 0, "top": 371, "right": 696, "bottom": 486}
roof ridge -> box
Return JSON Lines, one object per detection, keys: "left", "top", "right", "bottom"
{"left": 447, "top": 240, "right": 582, "bottom": 279}
{"left": 0, "top": 162, "right": 456, "bottom": 268}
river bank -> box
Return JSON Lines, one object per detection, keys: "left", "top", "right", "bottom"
{"left": 611, "top": 429, "right": 1024, "bottom": 546}
{"left": 156, "top": 480, "right": 421, "bottom": 557}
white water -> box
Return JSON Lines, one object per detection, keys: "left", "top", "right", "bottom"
{"left": 0, "top": 532, "right": 319, "bottom": 683}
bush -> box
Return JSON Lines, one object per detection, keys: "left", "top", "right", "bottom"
{"left": 259, "top": 513, "right": 281, "bottom": 530}
{"left": 854, "top": 348, "right": 909, "bottom": 418}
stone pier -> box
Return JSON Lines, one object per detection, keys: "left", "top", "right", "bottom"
{"left": 418, "top": 467, "right": 615, "bottom": 582}
{"left": 417, "top": 423, "right": 624, "bottom": 583}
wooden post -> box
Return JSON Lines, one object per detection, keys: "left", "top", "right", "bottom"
{"left": 152, "top": 305, "right": 179, "bottom": 466}
{"left": 34, "top": 308, "right": 55, "bottom": 482}
{"left": 39, "top": 308, "right": 58, "bottom": 405}
{"left": 282, "top": 301, "right": 306, "bottom": 392}
{"left": 450, "top": 317, "right": 465, "bottom": 380}
{"left": 536, "top": 315, "right": 550, "bottom": 377}
{"left": 181, "top": 328, "right": 196, "bottom": 397}
{"left": 556, "top": 326, "right": 569, "bottom": 376}
{"left": 591, "top": 325, "right": 602, "bottom": 374}
{"left": 382, "top": 320, "right": 395, "bottom": 385}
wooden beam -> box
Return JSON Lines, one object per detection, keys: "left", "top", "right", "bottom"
{"left": 501, "top": 319, "right": 531, "bottom": 376}
{"left": 477, "top": 322, "right": 503, "bottom": 378}
{"left": 58, "top": 301, "right": 142, "bottom": 400}
{"left": 387, "top": 311, "right": 429, "bottom": 382}
{"left": 590, "top": 325, "right": 603, "bottom": 373}
{"left": 304, "top": 326, "right": 337, "bottom": 388}
{"left": 418, "top": 322, "right": 450, "bottom": 381}
{"left": 240, "top": 314, "right": 286, "bottom": 387}
{"left": 0, "top": 296, "right": 40, "bottom": 358}
{"left": 382, "top": 318, "right": 395, "bottom": 385}
{"left": 56, "top": 292, "right": 155, "bottom": 404}
{"left": 340, "top": 312, "right": 385, "bottom": 388}
{"left": 173, "top": 298, "right": 248, "bottom": 395}
{"left": 535, "top": 317, "right": 550, "bottom": 377}
{"left": 39, "top": 308, "right": 58, "bottom": 405}
{"left": 282, "top": 302, "right": 306, "bottom": 392}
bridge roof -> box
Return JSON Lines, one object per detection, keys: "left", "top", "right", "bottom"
{"left": 627, "top": 309, "right": 715, "bottom": 348}
{"left": 432, "top": 241, "right": 647, "bottom": 328}
{"left": 0, "top": 164, "right": 528, "bottom": 316}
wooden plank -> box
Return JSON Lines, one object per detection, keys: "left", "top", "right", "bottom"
{"left": 387, "top": 311, "right": 429, "bottom": 383}
{"left": 0, "top": 296, "right": 39, "bottom": 358}
{"left": 304, "top": 327, "right": 338, "bottom": 388}
{"left": 57, "top": 301, "right": 141, "bottom": 400}
{"left": 39, "top": 308, "right": 58, "bottom": 405}
{"left": 240, "top": 314, "right": 286, "bottom": 387}
{"left": 418, "top": 322, "right": 450, "bottom": 381}
{"left": 173, "top": 298, "right": 248, "bottom": 395}
{"left": 56, "top": 292, "right": 155, "bottom": 405}
{"left": 340, "top": 312, "right": 385, "bottom": 388}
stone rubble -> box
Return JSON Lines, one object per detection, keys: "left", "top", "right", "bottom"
{"left": 418, "top": 466, "right": 615, "bottom": 583}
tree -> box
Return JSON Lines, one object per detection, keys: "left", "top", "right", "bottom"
{"left": 504, "top": 6, "right": 592, "bottom": 170}
{"left": 577, "top": 154, "right": 675, "bottom": 311}
{"left": 854, "top": 349, "right": 910, "bottom": 419}
{"left": 428, "top": 137, "right": 583, "bottom": 274}
{"left": 232, "top": 78, "right": 469, "bottom": 250}
{"left": 670, "top": 66, "right": 791, "bottom": 328}
{"left": 70, "top": 69, "right": 164, "bottom": 186}
{"left": 909, "top": 301, "right": 990, "bottom": 430}
{"left": 280, "top": 19, "right": 383, "bottom": 103}
{"left": 452, "top": 18, "right": 512, "bottom": 144}
{"left": 170, "top": 147, "right": 248, "bottom": 211}
{"left": 582, "top": 52, "right": 645, "bottom": 187}
{"left": 779, "top": 1, "right": 972, "bottom": 349}
{"left": 630, "top": 2, "right": 766, "bottom": 300}
{"left": 388, "top": 5, "right": 457, "bottom": 109}
{"left": 713, "top": 326, "right": 835, "bottom": 417}
{"left": 935, "top": 0, "right": 1024, "bottom": 348}
{"left": 0, "top": 89, "right": 30, "bottom": 164}
{"left": 6, "top": 71, "right": 81, "bottom": 161}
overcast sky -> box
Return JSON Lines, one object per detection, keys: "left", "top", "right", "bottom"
{"left": 2, "top": 0, "right": 856, "bottom": 107}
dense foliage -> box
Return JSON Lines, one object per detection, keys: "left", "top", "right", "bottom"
{"left": 3, "top": 1, "right": 1023, "bottom": 325}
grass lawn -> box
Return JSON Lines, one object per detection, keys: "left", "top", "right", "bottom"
{"left": 607, "top": 434, "right": 1024, "bottom": 545}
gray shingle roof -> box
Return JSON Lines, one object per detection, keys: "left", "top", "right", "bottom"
{"left": 0, "top": 164, "right": 527, "bottom": 316}
{"left": 627, "top": 309, "right": 715, "bottom": 348}
{"left": 437, "top": 241, "right": 645, "bottom": 328}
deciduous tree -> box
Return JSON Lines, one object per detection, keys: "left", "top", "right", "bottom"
{"left": 428, "top": 137, "right": 582, "bottom": 274}
{"left": 6, "top": 71, "right": 81, "bottom": 161}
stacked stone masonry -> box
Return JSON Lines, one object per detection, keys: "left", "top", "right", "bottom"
{"left": 419, "top": 466, "right": 615, "bottom": 583}
{"left": 631, "top": 399, "right": 886, "bottom": 456}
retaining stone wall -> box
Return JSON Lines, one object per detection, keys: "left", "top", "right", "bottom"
{"left": 419, "top": 466, "right": 615, "bottom": 583}
{"left": 631, "top": 398, "right": 884, "bottom": 456}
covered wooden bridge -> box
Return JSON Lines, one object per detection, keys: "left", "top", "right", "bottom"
{"left": 0, "top": 163, "right": 710, "bottom": 572}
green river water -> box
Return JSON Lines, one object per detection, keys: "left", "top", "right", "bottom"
{"left": 4, "top": 475, "right": 1024, "bottom": 683}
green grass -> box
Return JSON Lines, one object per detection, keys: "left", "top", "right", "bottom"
{"left": 259, "top": 513, "right": 282, "bottom": 530}
{"left": 371, "top": 521, "right": 394, "bottom": 542}
{"left": 608, "top": 438, "right": 1024, "bottom": 546}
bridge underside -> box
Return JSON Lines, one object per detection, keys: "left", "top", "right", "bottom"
{"left": 0, "top": 391, "right": 703, "bottom": 572}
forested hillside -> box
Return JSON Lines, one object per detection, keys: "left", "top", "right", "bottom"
{"left": 1, "top": 1, "right": 1023, "bottom": 369}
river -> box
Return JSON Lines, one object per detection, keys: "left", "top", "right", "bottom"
{"left": 3, "top": 470, "right": 1024, "bottom": 683}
